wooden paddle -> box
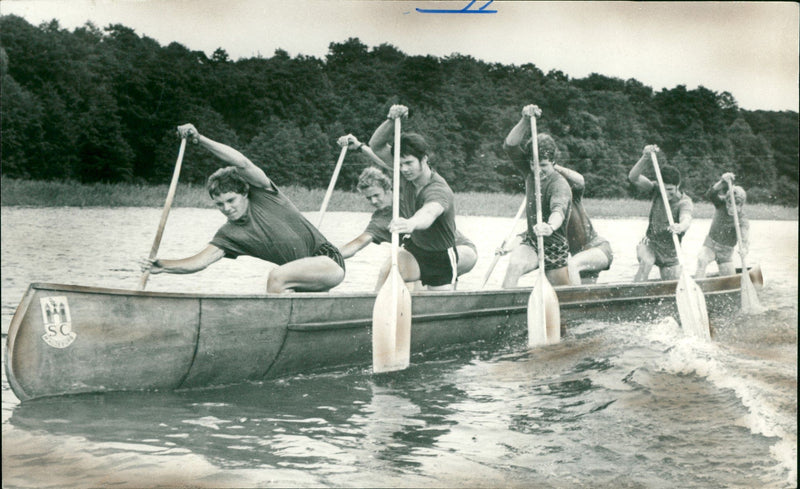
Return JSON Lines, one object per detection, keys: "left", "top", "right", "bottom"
{"left": 138, "top": 137, "right": 187, "bottom": 290}
{"left": 316, "top": 144, "right": 348, "bottom": 228}
{"left": 727, "top": 180, "right": 763, "bottom": 314}
{"left": 649, "top": 152, "right": 711, "bottom": 339}
{"left": 526, "top": 112, "right": 560, "bottom": 347}
{"left": 481, "top": 199, "right": 526, "bottom": 288}
{"left": 372, "top": 117, "right": 411, "bottom": 373}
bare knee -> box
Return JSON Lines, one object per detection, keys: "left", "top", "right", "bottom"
{"left": 637, "top": 245, "right": 655, "bottom": 267}
{"left": 267, "top": 272, "right": 289, "bottom": 294}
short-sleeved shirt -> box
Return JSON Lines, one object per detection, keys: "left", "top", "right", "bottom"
{"left": 210, "top": 184, "right": 329, "bottom": 264}
{"left": 364, "top": 205, "right": 473, "bottom": 250}
{"left": 706, "top": 185, "right": 748, "bottom": 247}
{"left": 645, "top": 187, "right": 693, "bottom": 244}
{"left": 398, "top": 171, "right": 456, "bottom": 252}
{"left": 504, "top": 143, "right": 572, "bottom": 251}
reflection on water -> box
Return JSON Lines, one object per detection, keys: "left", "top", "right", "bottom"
{"left": 2, "top": 208, "right": 797, "bottom": 488}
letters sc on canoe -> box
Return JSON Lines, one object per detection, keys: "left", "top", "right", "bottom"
{"left": 5, "top": 266, "right": 763, "bottom": 401}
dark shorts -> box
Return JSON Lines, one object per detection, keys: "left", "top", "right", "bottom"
{"left": 579, "top": 236, "right": 613, "bottom": 279}
{"left": 641, "top": 235, "right": 678, "bottom": 268}
{"left": 403, "top": 239, "right": 458, "bottom": 287}
{"left": 314, "top": 241, "right": 345, "bottom": 272}
{"left": 520, "top": 232, "right": 570, "bottom": 270}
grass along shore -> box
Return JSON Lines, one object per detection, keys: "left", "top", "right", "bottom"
{"left": 1, "top": 178, "right": 797, "bottom": 221}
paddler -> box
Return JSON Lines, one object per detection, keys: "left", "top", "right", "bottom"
{"left": 337, "top": 162, "right": 478, "bottom": 282}
{"left": 628, "top": 144, "right": 694, "bottom": 281}
{"left": 695, "top": 172, "right": 749, "bottom": 278}
{"left": 139, "top": 123, "right": 345, "bottom": 293}
{"left": 366, "top": 105, "right": 461, "bottom": 291}
{"left": 500, "top": 104, "right": 573, "bottom": 288}
{"left": 555, "top": 163, "right": 614, "bottom": 284}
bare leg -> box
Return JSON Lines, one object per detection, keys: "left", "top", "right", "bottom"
{"left": 659, "top": 264, "right": 681, "bottom": 281}
{"left": 501, "top": 243, "right": 539, "bottom": 289}
{"left": 717, "top": 261, "right": 736, "bottom": 276}
{"left": 374, "top": 248, "right": 421, "bottom": 292}
{"left": 456, "top": 245, "right": 478, "bottom": 276}
{"left": 635, "top": 241, "right": 655, "bottom": 282}
{"left": 267, "top": 256, "right": 344, "bottom": 293}
{"left": 567, "top": 256, "right": 581, "bottom": 285}
{"left": 568, "top": 248, "right": 611, "bottom": 285}
{"left": 695, "top": 245, "right": 715, "bottom": 279}
{"left": 545, "top": 266, "right": 571, "bottom": 286}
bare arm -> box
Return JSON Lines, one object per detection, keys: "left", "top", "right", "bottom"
{"left": 338, "top": 134, "right": 391, "bottom": 172}
{"left": 628, "top": 145, "right": 658, "bottom": 193}
{"left": 177, "top": 123, "right": 271, "bottom": 189}
{"left": 143, "top": 244, "right": 225, "bottom": 275}
{"left": 368, "top": 105, "right": 408, "bottom": 167}
{"left": 504, "top": 105, "right": 540, "bottom": 148}
{"left": 367, "top": 118, "right": 395, "bottom": 166}
{"left": 533, "top": 209, "right": 566, "bottom": 237}
{"left": 339, "top": 233, "right": 374, "bottom": 259}
{"left": 390, "top": 202, "right": 445, "bottom": 234}
{"left": 673, "top": 207, "right": 693, "bottom": 234}
{"left": 553, "top": 164, "right": 584, "bottom": 191}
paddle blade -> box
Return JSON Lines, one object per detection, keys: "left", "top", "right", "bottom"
{"left": 372, "top": 269, "right": 411, "bottom": 373}
{"left": 527, "top": 269, "right": 560, "bottom": 347}
{"left": 740, "top": 271, "right": 764, "bottom": 314}
{"left": 676, "top": 272, "right": 711, "bottom": 340}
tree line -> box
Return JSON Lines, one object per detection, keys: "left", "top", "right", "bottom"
{"left": 1, "top": 15, "right": 797, "bottom": 205}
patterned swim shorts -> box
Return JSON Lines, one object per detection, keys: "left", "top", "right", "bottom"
{"left": 314, "top": 241, "right": 346, "bottom": 271}
{"left": 520, "top": 232, "right": 570, "bottom": 270}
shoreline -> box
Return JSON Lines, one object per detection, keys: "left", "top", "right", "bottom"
{"left": 1, "top": 178, "right": 797, "bottom": 221}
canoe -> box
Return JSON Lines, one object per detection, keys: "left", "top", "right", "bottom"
{"left": 5, "top": 266, "right": 763, "bottom": 401}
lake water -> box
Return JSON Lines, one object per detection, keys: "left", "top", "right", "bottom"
{"left": 1, "top": 207, "right": 797, "bottom": 488}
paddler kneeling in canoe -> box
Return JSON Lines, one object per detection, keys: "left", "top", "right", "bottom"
{"left": 335, "top": 136, "right": 478, "bottom": 286}
{"left": 139, "top": 123, "right": 345, "bottom": 293}
{"left": 365, "top": 105, "right": 462, "bottom": 291}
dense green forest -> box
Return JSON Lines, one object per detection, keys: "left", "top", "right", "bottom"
{"left": 1, "top": 15, "right": 798, "bottom": 205}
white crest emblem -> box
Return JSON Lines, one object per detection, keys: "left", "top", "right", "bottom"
{"left": 40, "top": 296, "right": 76, "bottom": 348}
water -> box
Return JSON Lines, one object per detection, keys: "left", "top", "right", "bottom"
{"left": 2, "top": 207, "right": 797, "bottom": 488}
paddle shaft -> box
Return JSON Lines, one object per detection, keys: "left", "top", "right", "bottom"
{"left": 650, "top": 152, "right": 710, "bottom": 338}
{"left": 371, "top": 115, "right": 411, "bottom": 373}
{"left": 727, "top": 182, "right": 748, "bottom": 267}
{"left": 530, "top": 116, "right": 546, "bottom": 272}
{"left": 481, "top": 199, "right": 526, "bottom": 288}
{"left": 139, "top": 137, "right": 187, "bottom": 290}
{"left": 525, "top": 112, "right": 558, "bottom": 346}
{"left": 317, "top": 144, "right": 348, "bottom": 228}
{"left": 649, "top": 152, "right": 686, "bottom": 265}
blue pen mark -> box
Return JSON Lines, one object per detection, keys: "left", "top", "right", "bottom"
{"left": 416, "top": 0, "right": 497, "bottom": 14}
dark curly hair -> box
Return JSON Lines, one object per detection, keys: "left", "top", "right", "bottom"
{"left": 207, "top": 167, "right": 250, "bottom": 197}
{"left": 524, "top": 133, "right": 560, "bottom": 162}
{"left": 660, "top": 165, "right": 681, "bottom": 186}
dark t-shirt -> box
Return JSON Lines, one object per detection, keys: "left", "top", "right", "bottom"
{"left": 210, "top": 184, "right": 328, "bottom": 264}
{"left": 565, "top": 182, "right": 600, "bottom": 255}
{"left": 364, "top": 205, "right": 473, "bottom": 249}
{"left": 646, "top": 187, "right": 693, "bottom": 244}
{"left": 706, "top": 185, "right": 748, "bottom": 247}
{"left": 504, "top": 143, "right": 572, "bottom": 249}
{"left": 398, "top": 171, "right": 457, "bottom": 252}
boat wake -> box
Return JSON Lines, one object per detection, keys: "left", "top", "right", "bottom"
{"left": 616, "top": 317, "right": 797, "bottom": 487}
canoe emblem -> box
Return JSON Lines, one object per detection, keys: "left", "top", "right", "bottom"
{"left": 40, "top": 296, "right": 76, "bottom": 348}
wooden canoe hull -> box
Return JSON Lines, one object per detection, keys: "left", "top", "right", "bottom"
{"left": 5, "top": 266, "right": 763, "bottom": 401}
